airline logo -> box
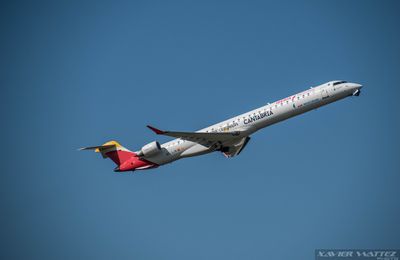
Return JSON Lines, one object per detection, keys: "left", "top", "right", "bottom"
{"left": 244, "top": 110, "right": 273, "bottom": 125}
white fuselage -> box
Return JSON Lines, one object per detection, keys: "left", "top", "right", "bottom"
{"left": 145, "top": 81, "right": 362, "bottom": 165}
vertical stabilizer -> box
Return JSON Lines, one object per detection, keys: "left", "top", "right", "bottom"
{"left": 79, "top": 140, "right": 135, "bottom": 165}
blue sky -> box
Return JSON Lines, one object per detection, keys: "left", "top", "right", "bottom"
{"left": 1, "top": 0, "right": 400, "bottom": 259}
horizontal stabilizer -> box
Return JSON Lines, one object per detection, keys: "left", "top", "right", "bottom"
{"left": 79, "top": 140, "right": 135, "bottom": 164}
{"left": 79, "top": 140, "right": 123, "bottom": 154}
{"left": 79, "top": 144, "right": 115, "bottom": 152}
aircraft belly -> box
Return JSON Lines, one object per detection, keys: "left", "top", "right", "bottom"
{"left": 180, "top": 144, "right": 212, "bottom": 158}
{"left": 145, "top": 142, "right": 205, "bottom": 164}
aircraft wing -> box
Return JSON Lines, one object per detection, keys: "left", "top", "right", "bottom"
{"left": 147, "top": 125, "right": 243, "bottom": 147}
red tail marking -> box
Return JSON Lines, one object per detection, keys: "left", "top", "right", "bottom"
{"left": 105, "top": 150, "right": 135, "bottom": 165}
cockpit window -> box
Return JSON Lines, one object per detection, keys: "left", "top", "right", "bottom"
{"left": 333, "top": 81, "right": 347, "bottom": 86}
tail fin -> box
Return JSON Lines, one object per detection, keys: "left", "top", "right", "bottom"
{"left": 79, "top": 140, "right": 135, "bottom": 165}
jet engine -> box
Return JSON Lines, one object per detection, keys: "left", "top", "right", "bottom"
{"left": 137, "top": 141, "right": 161, "bottom": 157}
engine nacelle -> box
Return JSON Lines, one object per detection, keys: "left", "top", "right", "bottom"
{"left": 137, "top": 141, "right": 161, "bottom": 157}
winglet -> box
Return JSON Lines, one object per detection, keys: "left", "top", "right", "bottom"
{"left": 147, "top": 125, "right": 166, "bottom": 135}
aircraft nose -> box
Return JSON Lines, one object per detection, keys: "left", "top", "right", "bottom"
{"left": 349, "top": 83, "right": 362, "bottom": 96}
{"left": 348, "top": 82, "right": 362, "bottom": 89}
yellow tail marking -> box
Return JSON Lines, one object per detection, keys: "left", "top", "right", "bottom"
{"left": 94, "top": 140, "right": 122, "bottom": 152}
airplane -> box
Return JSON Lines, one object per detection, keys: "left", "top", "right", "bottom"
{"left": 80, "top": 80, "right": 362, "bottom": 172}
